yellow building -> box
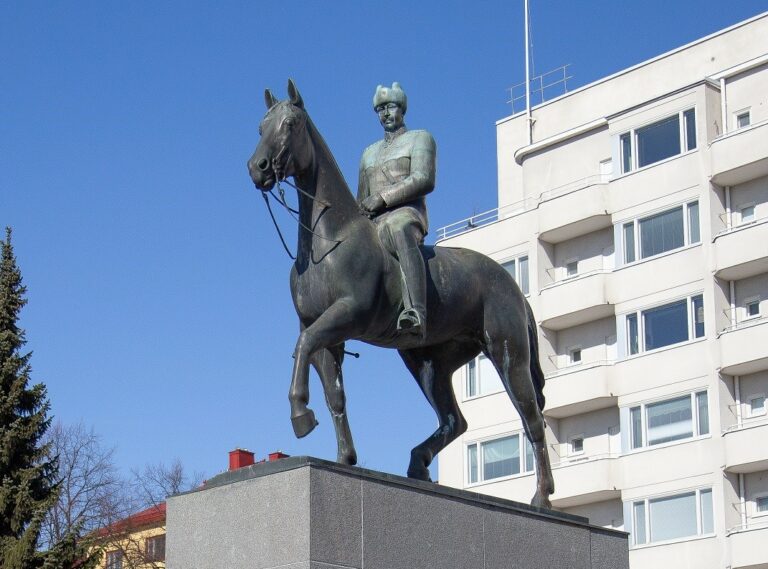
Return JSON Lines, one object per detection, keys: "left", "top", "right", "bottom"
{"left": 94, "top": 503, "right": 166, "bottom": 569}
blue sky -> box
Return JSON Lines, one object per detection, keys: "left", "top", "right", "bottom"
{"left": 3, "top": 1, "right": 766, "bottom": 483}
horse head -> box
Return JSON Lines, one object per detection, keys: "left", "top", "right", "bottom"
{"left": 248, "top": 79, "right": 312, "bottom": 191}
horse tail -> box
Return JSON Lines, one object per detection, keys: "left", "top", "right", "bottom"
{"left": 526, "top": 299, "right": 546, "bottom": 411}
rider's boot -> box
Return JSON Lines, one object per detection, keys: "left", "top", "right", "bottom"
{"left": 397, "top": 245, "right": 427, "bottom": 339}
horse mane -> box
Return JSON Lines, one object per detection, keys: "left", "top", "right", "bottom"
{"left": 303, "top": 114, "right": 358, "bottom": 209}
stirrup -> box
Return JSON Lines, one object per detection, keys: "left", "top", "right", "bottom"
{"left": 397, "top": 308, "right": 425, "bottom": 336}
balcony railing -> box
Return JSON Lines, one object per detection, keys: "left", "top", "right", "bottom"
{"left": 435, "top": 174, "right": 608, "bottom": 242}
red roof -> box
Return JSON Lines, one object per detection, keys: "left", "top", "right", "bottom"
{"left": 96, "top": 502, "right": 166, "bottom": 536}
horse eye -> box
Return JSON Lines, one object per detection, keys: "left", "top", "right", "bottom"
{"left": 284, "top": 119, "right": 294, "bottom": 128}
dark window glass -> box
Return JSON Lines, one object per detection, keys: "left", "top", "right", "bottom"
{"left": 623, "top": 222, "right": 636, "bottom": 263}
{"left": 684, "top": 109, "right": 697, "bottom": 150}
{"left": 519, "top": 256, "right": 530, "bottom": 295}
{"left": 688, "top": 202, "right": 700, "bottom": 244}
{"left": 466, "top": 359, "right": 477, "bottom": 398}
{"left": 644, "top": 299, "right": 688, "bottom": 350}
{"left": 630, "top": 406, "right": 643, "bottom": 449}
{"left": 646, "top": 395, "right": 693, "bottom": 445}
{"left": 468, "top": 444, "right": 478, "bottom": 483}
{"left": 627, "top": 314, "right": 639, "bottom": 355}
{"left": 692, "top": 294, "right": 705, "bottom": 338}
{"left": 621, "top": 133, "right": 633, "bottom": 172}
{"left": 696, "top": 391, "right": 709, "bottom": 435}
{"left": 482, "top": 436, "right": 520, "bottom": 480}
{"left": 637, "top": 115, "right": 681, "bottom": 168}
{"left": 639, "top": 207, "right": 684, "bottom": 258}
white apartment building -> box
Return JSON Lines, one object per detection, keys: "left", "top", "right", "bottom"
{"left": 437, "top": 13, "right": 768, "bottom": 569}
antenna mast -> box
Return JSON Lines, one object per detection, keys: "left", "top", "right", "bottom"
{"left": 524, "top": 0, "right": 532, "bottom": 144}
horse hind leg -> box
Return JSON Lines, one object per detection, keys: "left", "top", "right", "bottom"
{"left": 310, "top": 344, "right": 357, "bottom": 465}
{"left": 484, "top": 332, "right": 555, "bottom": 509}
{"left": 398, "top": 341, "right": 477, "bottom": 481}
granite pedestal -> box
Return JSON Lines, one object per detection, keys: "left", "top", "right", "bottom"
{"left": 166, "top": 456, "right": 628, "bottom": 569}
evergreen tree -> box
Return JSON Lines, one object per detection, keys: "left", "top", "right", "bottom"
{"left": 0, "top": 228, "right": 94, "bottom": 569}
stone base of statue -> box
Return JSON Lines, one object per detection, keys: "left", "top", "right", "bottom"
{"left": 166, "top": 456, "right": 628, "bottom": 569}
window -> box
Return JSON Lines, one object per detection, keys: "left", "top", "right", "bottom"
{"left": 745, "top": 297, "right": 761, "bottom": 320}
{"left": 106, "top": 551, "right": 123, "bottom": 569}
{"left": 736, "top": 110, "right": 751, "bottom": 129}
{"left": 740, "top": 204, "right": 755, "bottom": 224}
{"left": 621, "top": 201, "right": 700, "bottom": 263}
{"left": 467, "top": 433, "right": 534, "bottom": 484}
{"left": 620, "top": 108, "right": 696, "bottom": 173}
{"left": 756, "top": 495, "right": 768, "bottom": 514}
{"left": 146, "top": 534, "right": 166, "bottom": 562}
{"left": 568, "top": 346, "right": 582, "bottom": 365}
{"left": 625, "top": 391, "right": 709, "bottom": 450}
{"left": 565, "top": 259, "right": 578, "bottom": 278}
{"left": 625, "top": 294, "right": 704, "bottom": 355}
{"left": 466, "top": 355, "right": 503, "bottom": 398}
{"left": 748, "top": 394, "right": 766, "bottom": 418}
{"left": 629, "top": 488, "right": 713, "bottom": 546}
{"left": 569, "top": 435, "right": 585, "bottom": 456}
{"left": 502, "top": 255, "right": 530, "bottom": 295}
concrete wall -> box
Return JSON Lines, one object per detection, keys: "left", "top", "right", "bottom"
{"left": 727, "top": 63, "right": 768, "bottom": 129}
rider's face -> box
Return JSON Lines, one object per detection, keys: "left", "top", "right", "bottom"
{"left": 377, "top": 103, "right": 404, "bottom": 133}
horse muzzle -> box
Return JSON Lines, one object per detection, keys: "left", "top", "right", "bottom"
{"left": 248, "top": 155, "right": 276, "bottom": 191}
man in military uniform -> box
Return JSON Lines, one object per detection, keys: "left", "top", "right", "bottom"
{"left": 358, "top": 82, "right": 437, "bottom": 338}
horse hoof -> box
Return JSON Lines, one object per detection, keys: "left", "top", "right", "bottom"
{"left": 291, "top": 410, "right": 318, "bottom": 438}
{"left": 407, "top": 466, "right": 432, "bottom": 482}
{"left": 338, "top": 450, "right": 357, "bottom": 466}
{"left": 531, "top": 493, "right": 552, "bottom": 510}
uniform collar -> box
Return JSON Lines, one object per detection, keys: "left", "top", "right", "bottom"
{"left": 383, "top": 125, "right": 407, "bottom": 145}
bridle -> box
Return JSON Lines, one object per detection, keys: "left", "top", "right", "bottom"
{"left": 258, "top": 109, "right": 343, "bottom": 260}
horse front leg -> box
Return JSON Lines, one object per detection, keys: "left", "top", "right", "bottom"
{"left": 311, "top": 344, "right": 357, "bottom": 465}
{"left": 289, "top": 300, "right": 358, "bottom": 438}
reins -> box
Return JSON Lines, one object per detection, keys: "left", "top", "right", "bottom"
{"left": 261, "top": 172, "right": 344, "bottom": 260}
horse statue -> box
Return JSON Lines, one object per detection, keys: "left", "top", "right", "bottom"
{"left": 247, "top": 80, "right": 554, "bottom": 508}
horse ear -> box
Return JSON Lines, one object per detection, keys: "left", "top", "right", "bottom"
{"left": 264, "top": 89, "right": 278, "bottom": 110}
{"left": 287, "top": 79, "right": 304, "bottom": 108}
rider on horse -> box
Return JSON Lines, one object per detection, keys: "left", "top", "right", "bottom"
{"left": 357, "top": 82, "right": 436, "bottom": 338}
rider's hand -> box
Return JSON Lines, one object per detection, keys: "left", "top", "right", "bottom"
{"left": 360, "top": 194, "right": 385, "bottom": 217}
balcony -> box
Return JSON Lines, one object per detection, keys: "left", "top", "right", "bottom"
{"left": 723, "top": 420, "right": 768, "bottom": 474}
{"left": 728, "top": 523, "right": 768, "bottom": 568}
{"left": 539, "top": 271, "right": 614, "bottom": 330}
{"left": 719, "top": 318, "right": 768, "bottom": 376}
{"left": 713, "top": 219, "right": 768, "bottom": 280}
{"left": 550, "top": 455, "right": 620, "bottom": 508}
{"left": 543, "top": 361, "right": 617, "bottom": 419}
{"left": 710, "top": 120, "right": 768, "bottom": 186}
{"left": 538, "top": 178, "right": 611, "bottom": 244}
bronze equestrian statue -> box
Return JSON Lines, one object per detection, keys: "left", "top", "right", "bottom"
{"left": 247, "top": 80, "right": 555, "bottom": 508}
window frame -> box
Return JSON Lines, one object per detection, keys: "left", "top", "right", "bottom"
{"left": 106, "top": 550, "right": 123, "bottom": 569}
{"left": 145, "top": 533, "right": 166, "bottom": 562}
{"left": 566, "top": 345, "right": 583, "bottom": 367}
{"left": 755, "top": 494, "right": 768, "bottom": 517}
{"left": 465, "top": 432, "right": 535, "bottom": 486}
{"left": 739, "top": 203, "right": 756, "bottom": 224}
{"left": 747, "top": 393, "right": 766, "bottom": 418}
{"left": 619, "top": 108, "right": 697, "bottom": 174}
{"left": 501, "top": 254, "right": 530, "bottom": 296}
{"left": 465, "top": 354, "right": 504, "bottom": 400}
{"left": 624, "top": 294, "right": 705, "bottom": 356}
{"left": 734, "top": 109, "right": 751, "bottom": 130}
{"left": 568, "top": 434, "right": 585, "bottom": 457}
{"left": 744, "top": 296, "right": 761, "bottom": 321}
{"left": 629, "top": 487, "right": 714, "bottom": 547}
{"left": 626, "top": 390, "right": 710, "bottom": 451}
{"left": 564, "top": 258, "right": 579, "bottom": 279}
{"left": 620, "top": 201, "right": 700, "bottom": 265}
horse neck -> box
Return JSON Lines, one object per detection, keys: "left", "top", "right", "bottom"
{"left": 294, "top": 118, "right": 359, "bottom": 262}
